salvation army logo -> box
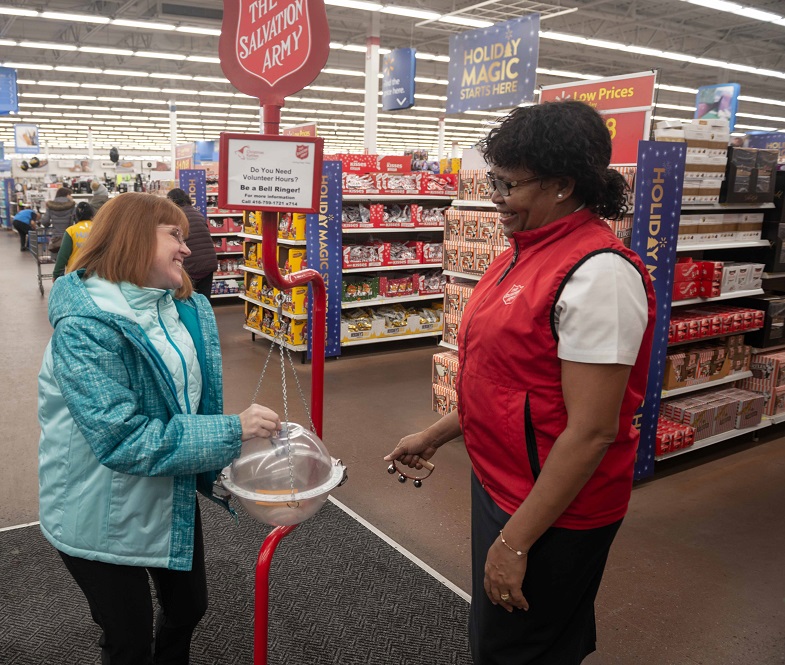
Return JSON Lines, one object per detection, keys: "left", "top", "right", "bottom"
{"left": 502, "top": 284, "right": 525, "bottom": 305}
{"left": 295, "top": 144, "right": 309, "bottom": 160}
{"left": 235, "top": 145, "right": 263, "bottom": 161}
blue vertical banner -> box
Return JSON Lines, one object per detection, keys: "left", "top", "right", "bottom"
{"left": 382, "top": 47, "right": 416, "bottom": 111}
{"left": 446, "top": 15, "right": 539, "bottom": 114}
{"left": 0, "top": 67, "right": 18, "bottom": 115}
{"left": 630, "top": 141, "right": 687, "bottom": 480}
{"left": 306, "top": 160, "right": 342, "bottom": 359}
{"left": 695, "top": 83, "right": 740, "bottom": 131}
{"left": 179, "top": 169, "right": 207, "bottom": 218}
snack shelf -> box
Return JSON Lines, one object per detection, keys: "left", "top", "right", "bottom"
{"left": 669, "top": 327, "right": 763, "bottom": 347}
{"left": 680, "top": 202, "right": 775, "bottom": 211}
{"left": 443, "top": 269, "right": 482, "bottom": 281}
{"left": 242, "top": 325, "right": 307, "bottom": 352}
{"left": 671, "top": 288, "right": 764, "bottom": 307}
{"left": 764, "top": 412, "right": 785, "bottom": 425}
{"left": 439, "top": 340, "right": 458, "bottom": 351}
{"left": 341, "top": 226, "right": 444, "bottom": 234}
{"left": 342, "top": 293, "right": 443, "bottom": 309}
{"left": 655, "top": 420, "right": 772, "bottom": 461}
{"left": 239, "top": 232, "right": 306, "bottom": 247}
{"left": 208, "top": 232, "right": 242, "bottom": 237}
{"left": 451, "top": 199, "right": 495, "bottom": 208}
{"left": 239, "top": 294, "right": 308, "bottom": 320}
{"left": 208, "top": 212, "right": 244, "bottom": 217}
{"left": 217, "top": 251, "right": 243, "bottom": 256}
{"left": 661, "top": 370, "right": 753, "bottom": 398}
{"left": 213, "top": 273, "right": 243, "bottom": 280}
{"left": 342, "top": 194, "right": 454, "bottom": 202}
{"left": 677, "top": 240, "right": 769, "bottom": 252}
{"left": 211, "top": 292, "right": 241, "bottom": 299}
{"left": 762, "top": 272, "right": 785, "bottom": 279}
{"left": 751, "top": 343, "right": 785, "bottom": 354}
{"left": 343, "top": 263, "right": 442, "bottom": 274}
{"left": 240, "top": 265, "right": 265, "bottom": 276}
{"left": 341, "top": 330, "right": 442, "bottom": 347}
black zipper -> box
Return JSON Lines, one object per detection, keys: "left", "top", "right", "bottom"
{"left": 524, "top": 394, "right": 541, "bottom": 480}
{"left": 496, "top": 242, "right": 519, "bottom": 285}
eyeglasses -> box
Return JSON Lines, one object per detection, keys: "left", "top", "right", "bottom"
{"left": 485, "top": 172, "right": 542, "bottom": 197}
{"left": 159, "top": 226, "right": 185, "bottom": 245}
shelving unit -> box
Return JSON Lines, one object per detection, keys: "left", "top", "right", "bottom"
{"left": 206, "top": 185, "right": 243, "bottom": 299}
{"left": 242, "top": 324, "right": 307, "bottom": 352}
{"left": 669, "top": 328, "right": 763, "bottom": 347}
{"left": 239, "top": 231, "right": 306, "bottom": 247}
{"left": 661, "top": 370, "right": 753, "bottom": 398}
{"left": 443, "top": 269, "right": 481, "bottom": 281}
{"left": 239, "top": 294, "right": 309, "bottom": 320}
{"left": 450, "top": 199, "right": 495, "bottom": 209}
{"left": 655, "top": 420, "right": 772, "bottom": 461}
{"left": 677, "top": 240, "right": 769, "bottom": 252}
{"left": 342, "top": 226, "right": 443, "bottom": 234}
{"left": 671, "top": 288, "right": 765, "bottom": 307}
{"left": 343, "top": 263, "right": 442, "bottom": 274}
{"left": 342, "top": 330, "right": 442, "bottom": 347}
{"left": 342, "top": 293, "right": 443, "bottom": 309}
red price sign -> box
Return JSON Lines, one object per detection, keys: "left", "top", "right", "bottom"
{"left": 603, "top": 110, "right": 649, "bottom": 166}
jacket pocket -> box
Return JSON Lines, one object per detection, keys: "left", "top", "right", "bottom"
{"left": 524, "top": 394, "right": 541, "bottom": 481}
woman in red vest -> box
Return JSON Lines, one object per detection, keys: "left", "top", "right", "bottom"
{"left": 386, "top": 100, "right": 657, "bottom": 664}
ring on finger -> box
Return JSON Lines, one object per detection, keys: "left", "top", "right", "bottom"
{"left": 500, "top": 592, "right": 510, "bottom": 601}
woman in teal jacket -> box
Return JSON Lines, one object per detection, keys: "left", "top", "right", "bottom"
{"left": 38, "top": 192, "right": 280, "bottom": 665}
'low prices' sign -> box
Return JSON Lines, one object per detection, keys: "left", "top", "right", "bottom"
{"left": 218, "top": 133, "right": 324, "bottom": 212}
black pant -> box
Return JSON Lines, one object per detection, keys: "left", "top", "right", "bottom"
{"left": 13, "top": 219, "right": 30, "bottom": 250}
{"left": 57, "top": 505, "right": 207, "bottom": 665}
{"left": 191, "top": 273, "right": 213, "bottom": 300}
{"left": 469, "top": 472, "right": 622, "bottom": 665}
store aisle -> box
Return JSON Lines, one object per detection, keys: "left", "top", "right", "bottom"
{"left": 2, "top": 228, "right": 784, "bottom": 664}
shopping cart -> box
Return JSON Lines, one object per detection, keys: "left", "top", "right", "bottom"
{"left": 28, "top": 226, "right": 56, "bottom": 296}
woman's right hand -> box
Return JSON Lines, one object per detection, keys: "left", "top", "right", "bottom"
{"left": 238, "top": 404, "right": 281, "bottom": 441}
{"left": 384, "top": 431, "right": 439, "bottom": 469}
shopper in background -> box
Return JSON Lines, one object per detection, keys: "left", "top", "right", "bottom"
{"left": 90, "top": 179, "right": 110, "bottom": 211}
{"left": 52, "top": 201, "right": 95, "bottom": 280}
{"left": 38, "top": 192, "right": 280, "bottom": 664}
{"left": 166, "top": 188, "right": 218, "bottom": 300}
{"left": 40, "top": 186, "right": 76, "bottom": 251}
{"left": 11, "top": 207, "right": 38, "bottom": 251}
{"left": 386, "top": 101, "right": 656, "bottom": 664}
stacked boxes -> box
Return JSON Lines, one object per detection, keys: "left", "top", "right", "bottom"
{"left": 678, "top": 212, "right": 763, "bottom": 246}
{"left": 458, "top": 170, "right": 493, "bottom": 201}
{"left": 432, "top": 350, "right": 459, "bottom": 415}
{"left": 656, "top": 418, "right": 696, "bottom": 456}
{"left": 443, "top": 281, "right": 475, "bottom": 346}
{"left": 720, "top": 262, "right": 764, "bottom": 293}
{"left": 341, "top": 241, "right": 443, "bottom": 269}
{"left": 339, "top": 303, "right": 443, "bottom": 343}
{"left": 443, "top": 208, "right": 508, "bottom": 277}
{"left": 668, "top": 306, "right": 764, "bottom": 344}
{"left": 663, "top": 336, "right": 751, "bottom": 391}
{"left": 738, "top": 351, "right": 785, "bottom": 416}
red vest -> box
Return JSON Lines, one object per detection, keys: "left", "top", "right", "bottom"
{"left": 457, "top": 208, "right": 656, "bottom": 529}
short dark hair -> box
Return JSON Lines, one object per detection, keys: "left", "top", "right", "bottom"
{"left": 166, "top": 188, "right": 192, "bottom": 207}
{"left": 75, "top": 201, "right": 95, "bottom": 221}
{"left": 481, "top": 101, "right": 628, "bottom": 220}
{"left": 55, "top": 187, "right": 73, "bottom": 198}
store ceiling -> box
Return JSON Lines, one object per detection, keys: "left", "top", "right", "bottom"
{"left": 0, "top": 0, "right": 784, "bottom": 159}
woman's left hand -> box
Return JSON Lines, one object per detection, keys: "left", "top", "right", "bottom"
{"left": 483, "top": 538, "right": 530, "bottom": 612}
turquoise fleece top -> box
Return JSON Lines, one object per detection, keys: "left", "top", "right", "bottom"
{"left": 38, "top": 271, "right": 243, "bottom": 570}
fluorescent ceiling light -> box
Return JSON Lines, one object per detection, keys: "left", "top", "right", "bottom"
{"left": 381, "top": 6, "right": 440, "bottom": 20}
{"left": 194, "top": 76, "right": 230, "bottom": 83}
{"left": 64, "top": 96, "right": 98, "bottom": 101}
{"left": 104, "top": 70, "right": 150, "bottom": 78}
{"left": 415, "top": 53, "right": 450, "bottom": 62}
{"left": 134, "top": 51, "right": 186, "bottom": 60}
{"left": 149, "top": 73, "right": 193, "bottom": 80}
{"left": 740, "top": 95, "right": 785, "bottom": 108}
{"left": 4, "top": 62, "right": 53, "bottom": 70}
{"left": 41, "top": 11, "right": 110, "bottom": 23}
{"left": 123, "top": 86, "right": 161, "bottom": 92}
{"left": 112, "top": 19, "right": 175, "bottom": 30}
{"left": 656, "top": 84, "right": 698, "bottom": 94}
{"left": 415, "top": 76, "right": 448, "bottom": 85}
{"left": 80, "top": 47, "right": 134, "bottom": 56}
{"left": 187, "top": 56, "right": 221, "bottom": 63}
{"left": 324, "top": 0, "right": 382, "bottom": 9}
{"left": 46, "top": 81, "right": 80, "bottom": 88}
{"left": 19, "top": 41, "right": 78, "bottom": 51}
{"left": 537, "top": 67, "right": 600, "bottom": 80}
{"left": 176, "top": 26, "right": 221, "bottom": 36}
{"left": 55, "top": 66, "right": 103, "bottom": 74}
{"left": 0, "top": 7, "right": 37, "bottom": 16}
{"left": 323, "top": 68, "right": 365, "bottom": 77}
{"left": 162, "top": 88, "right": 200, "bottom": 95}
{"left": 656, "top": 103, "right": 697, "bottom": 111}
{"left": 0, "top": 39, "right": 15, "bottom": 46}
{"left": 439, "top": 15, "right": 493, "bottom": 28}
{"left": 198, "top": 91, "right": 236, "bottom": 97}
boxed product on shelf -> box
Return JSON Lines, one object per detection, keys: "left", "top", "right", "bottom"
{"left": 388, "top": 241, "right": 423, "bottom": 266}
{"left": 244, "top": 211, "right": 261, "bottom": 234}
{"left": 433, "top": 350, "right": 459, "bottom": 390}
{"left": 458, "top": 169, "right": 492, "bottom": 201}
{"left": 423, "top": 242, "right": 443, "bottom": 264}
{"left": 432, "top": 383, "right": 458, "bottom": 416}
{"left": 734, "top": 294, "right": 785, "bottom": 348}
{"left": 419, "top": 173, "right": 458, "bottom": 196}
{"left": 443, "top": 313, "right": 460, "bottom": 346}
{"left": 376, "top": 172, "right": 422, "bottom": 196}
{"left": 340, "top": 308, "right": 376, "bottom": 342}
{"left": 412, "top": 304, "right": 443, "bottom": 334}
{"left": 720, "top": 262, "right": 764, "bottom": 293}
{"left": 668, "top": 306, "right": 764, "bottom": 343}
{"left": 372, "top": 203, "right": 415, "bottom": 228}
{"left": 343, "top": 172, "right": 379, "bottom": 195}
{"left": 374, "top": 304, "right": 414, "bottom": 337}
{"left": 418, "top": 270, "right": 445, "bottom": 296}
{"left": 246, "top": 274, "right": 264, "bottom": 301}
{"left": 342, "top": 204, "right": 373, "bottom": 229}
{"left": 216, "top": 258, "right": 240, "bottom": 275}
{"left": 211, "top": 279, "right": 240, "bottom": 296}
{"left": 656, "top": 417, "right": 696, "bottom": 456}
{"left": 279, "top": 246, "right": 306, "bottom": 275}
{"left": 415, "top": 206, "right": 448, "bottom": 228}
{"left": 212, "top": 237, "right": 227, "bottom": 253}
{"left": 208, "top": 216, "right": 228, "bottom": 233}
{"left": 245, "top": 242, "right": 261, "bottom": 269}
{"left": 721, "top": 147, "right": 778, "bottom": 204}
{"left": 342, "top": 275, "right": 379, "bottom": 302}
{"left": 246, "top": 305, "right": 262, "bottom": 330}
{"left": 379, "top": 273, "right": 415, "bottom": 298}
{"left": 274, "top": 313, "right": 307, "bottom": 346}
{"left": 444, "top": 281, "right": 476, "bottom": 317}
{"left": 225, "top": 237, "right": 243, "bottom": 253}
{"left": 335, "top": 153, "right": 379, "bottom": 174}
{"left": 343, "top": 242, "right": 387, "bottom": 269}
{"left": 278, "top": 212, "right": 306, "bottom": 240}
{"left": 277, "top": 284, "right": 308, "bottom": 315}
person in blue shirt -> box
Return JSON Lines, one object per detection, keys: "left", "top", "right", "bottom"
{"left": 12, "top": 207, "right": 38, "bottom": 251}
{"left": 38, "top": 192, "right": 280, "bottom": 665}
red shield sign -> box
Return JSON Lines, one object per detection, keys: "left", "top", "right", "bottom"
{"left": 295, "top": 144, "right": 310, "bottom": 159}
{"left": 220, "top": 0, "right": 330, "bottom": 106}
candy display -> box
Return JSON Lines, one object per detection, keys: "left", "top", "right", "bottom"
{"left": 212, "top": 279, "right": 240, "bottom": 296}
{"left": 663, "top": 336, "right": 751, "bottom": 391}
{"left": 738, "top": 351, "right": 785, "bottom": 416}
{"left": 668, "top": 305, "right": 764, "bottom": 344}
{"left": 655, "top": 418, "right": 696, "bottom": 456}
{"left": 342, "top": 276, "right": 379, "bottom": 302}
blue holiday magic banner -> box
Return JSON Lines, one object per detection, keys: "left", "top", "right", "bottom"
{"left": 179, "top": 169, "right": 207, "bottom": 218}
{"left": 0, "top": 67, "right": 18, "bottom": 115}
{"left": 306, "top": 160, "right": 342, "bottom": 359}
{"left": 446, "top": 14, "right": 539, "bottom": 114}
{"left": 382, "top": 48, "right": 415, "bottom": 111}
{"left": 630, "top": 141, "right": 686, "bottom": 480}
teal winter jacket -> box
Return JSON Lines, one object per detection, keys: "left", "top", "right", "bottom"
{"left": 38, "top": 271, "right": 243, "bottom": 570}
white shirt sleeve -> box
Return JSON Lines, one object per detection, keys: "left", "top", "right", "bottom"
{"left": 554, "top": 252, "right": 649, "bottom": 366}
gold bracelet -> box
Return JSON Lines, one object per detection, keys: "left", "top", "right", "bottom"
{"left": 499, "top": 529, "right": 528, "bottom": 557}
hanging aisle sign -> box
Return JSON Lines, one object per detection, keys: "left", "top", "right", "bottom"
{"left": 219, "top": 0, "right": 330, "bottom": 105}
{"left": 0, "top": 67, "right": 18, "bottom": 115}
{"left": 218, "top": 133, "right": 324, "bottom": 212}
{"left": 540, "top": 71, "right": 656, "bottom": 166}
{"left": 629, "top": 140, "right": 687, "bottom": 480}
{"left": 382, "top": 47, "right": 416, "bottom": 111}
{"left": 14, "top": 123, "right": 39, "bottom": 155}
{"left": 179, "top": 169, "right": 207, "bottom": 217}
{"left": 306, "top": 160, "right": 342, "bottom": 359}
{"left": 695, "top": 83, "right": 740, "bottom": 132}
{"left": 446, "top": 15, "right": 540, "bottom": 115}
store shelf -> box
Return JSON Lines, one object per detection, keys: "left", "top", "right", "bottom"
{"left": 341, "top": 293, "right": 443, "bottom": 309}
{"left": 439, "top": 340, "right": 458, "bottom": 351}
{"left": 341, "top": 330, "right": 442, "bottom": 347}
{"left": 217, "top": 251, "right": 243, "bottom": 256}
{"left": 239, "top": 294, "right": 308, "bottom": 320}
{"left": 671, "top": 288, "right": 764, "bottom": 307}
{"left": 211, "top": 292, "right": 241, "bottom": 299}
{"left": 764, "top": 412, "right": 785, "bottom": 425}
{"left": 669, "top": 327, "right": 763, "bottom": 347}
{"left": 239, "top": 265, "right": 264, "bottom": 276}
{"left": 443, "top": 269, "right": 482, "bottom": 281}
{"left": 680, "top": 202, "right": 775, "bottom": 211}
{"left": 751, "top": 343, "right": 785, "bottom": 354}
{"left": 655, "top": 420, "right": 772, "bottom": 461}
{"left": 213, "top": 273, "right": 242, "bottom": 280}
{"left": 677, "top": 240, "right": 769, "bottom": 252}
{"left": 763, "top": 272, "right": 785, "bottom": 279}
{"left": 661, "top": 371, "right": 752, "bottom": 398}
{"left": 209, "top": 232, "right": 242, "bottom": 237}
{"left": 239, "top": 232, "right": 306, "bottom": 246}
{"left": 208, "top": 212, "right": 244, "bottom": 217}
{"left": 342, "top": 194, "right": 453, "bottom": 202}
{"left": 451, "top": 199, "right": 495, "bottom": 208}
{"left": 343, "top": 263, "right": 442, "bottom": 274}
{"left": 342, "top": 226, "right": 444, "bottom": 234}
{"left": 242, "top": 325, "right": 307, "bottom": 352}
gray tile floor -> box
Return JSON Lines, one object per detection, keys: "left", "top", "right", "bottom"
{"left": 2, "top": 228, "right": 784, "bottom": 664}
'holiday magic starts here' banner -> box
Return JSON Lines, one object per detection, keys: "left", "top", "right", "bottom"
{"left": 446, "top": 15, "right": 539, "bottom": 115}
